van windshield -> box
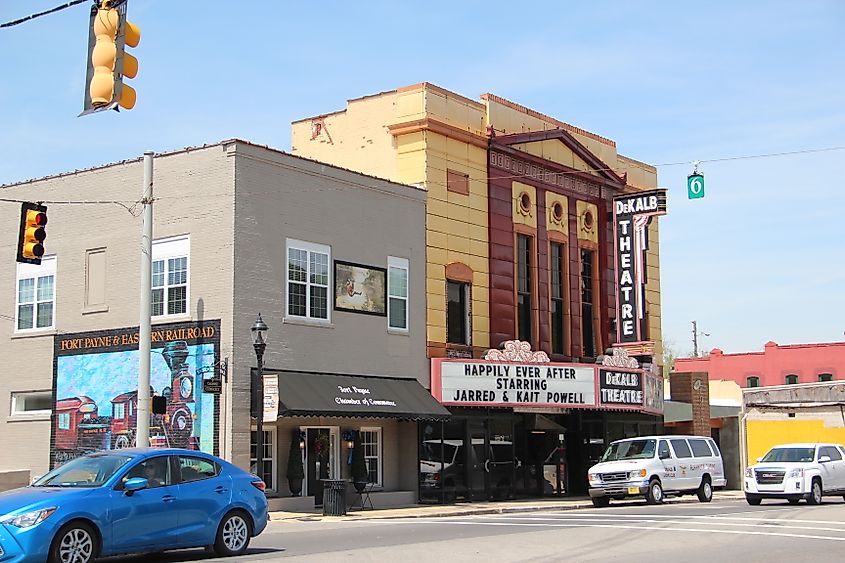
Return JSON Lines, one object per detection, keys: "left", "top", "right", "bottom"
{"left": 600, "top": 439, "right": 656, "bottom": 462}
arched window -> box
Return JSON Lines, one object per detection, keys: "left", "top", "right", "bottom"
{"left": 746, "top": 376, "right": 760, "bottom": 388}
{"left": 785, "top": 374, "right": 799, "bottom": 385}
{"left": 819, "top": 373, "right": 833, "bottom": 382}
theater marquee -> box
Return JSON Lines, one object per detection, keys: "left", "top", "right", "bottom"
{"left": 431, "top": 357, "right": 661, "bottom": 414}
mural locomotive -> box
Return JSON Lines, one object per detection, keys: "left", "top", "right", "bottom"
{"left": 51, "top": 320, "right": 220, "bottom": 467}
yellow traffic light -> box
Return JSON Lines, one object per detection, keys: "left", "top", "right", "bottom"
{"left": 82, "top": 1, "right": 141, "bottom": 114}
{"left": 16, "top": 203, "right": 48, "bottom": 265}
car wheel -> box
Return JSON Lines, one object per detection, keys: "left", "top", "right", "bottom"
{"left": 213, "top": 511, "right": 252, "bottom": 557}
{"left": 746, "top": 494, "right": 762, "bottom": 506}
{"left": 645, "top": 479, "right": 663, "bottom": 504}
{"left": 48, "top": 521, "right": 97, "bottom": 563}
{"left": 807, "top": 479, "right": 823, "bottom": 505}
{"left": 696, "top": 477, "right": 713, "bottom": 503}
{"left": 591, "top": 497, "right": 610, "bottom": 508}
{"left": 788, "top": 498, "right": 800, "bottom": 505}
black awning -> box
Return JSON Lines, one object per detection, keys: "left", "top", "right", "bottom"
{"left": 272, "top": 371, "right": 450, "bottom": 422}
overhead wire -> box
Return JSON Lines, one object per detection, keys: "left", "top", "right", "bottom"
{"left": 1, "top": 0, "right": 89, "bottom": 29}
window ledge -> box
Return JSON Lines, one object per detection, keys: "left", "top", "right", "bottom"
{"left": 283, "top": 317, "right": 334, "bottom": 329}
{"left": 152, "top": 314, "right": 192, "bottom": 324}
{"left": 11, "top": 329, "right": 57, "bottom": 339}
{"left": 82, "top": 304, "right": 109, "bottom": 315}
{"left": 387, "top": 328, "right": 410, "bottom": 336}
{"left": 8, "top": 414, "right": 51, "bottom": 423}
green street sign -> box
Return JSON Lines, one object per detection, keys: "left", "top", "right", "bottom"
{"left": 687, "top": 174, "right": 705, "bottom": 199}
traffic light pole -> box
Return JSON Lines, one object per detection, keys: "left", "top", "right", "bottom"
{"left": 137, "top": 151, "right": 154, "bottom": 447}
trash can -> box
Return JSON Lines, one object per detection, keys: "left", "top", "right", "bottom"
{"left": 322, "top": 479, "right": 348, "bottom": 516}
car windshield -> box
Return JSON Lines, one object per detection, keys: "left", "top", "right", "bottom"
{"left": 33, "top": 454, "right": 132, "bottom": 488}
{"left": 601, "top": 439, "right": 656, "bottom": 462}
{"left": 421, "top": 443, "right": 458, "bottom": 464}
{"left": 760, "top": 447, "right": 815, "bottom": 463}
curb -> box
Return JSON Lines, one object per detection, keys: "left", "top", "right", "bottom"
{"left": 269, "top": 492, "right": 746, "bottom": 523}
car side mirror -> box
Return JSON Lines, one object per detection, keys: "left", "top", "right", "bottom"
{"left": 124, "top": 477, "right": 149, "bottom": 495}
{"left": 819, "top": 455, "right": 832, "bottom": 463}
{"left": 659, "top": 451, "right": 670, "bottom": 460}
{"left": 756, "top": 457, "right": 763, "bottom": 463}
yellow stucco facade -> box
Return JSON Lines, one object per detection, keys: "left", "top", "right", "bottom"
{"left": 291, "top": 83, "right": 663, "bottom": 361}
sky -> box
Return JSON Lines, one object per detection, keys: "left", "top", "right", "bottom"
{"left": 1, "top": 1, "right": 843, "bottom": 357}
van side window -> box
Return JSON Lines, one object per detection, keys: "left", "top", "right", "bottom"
{"left": 707, "top": 439, "right": 721, "bottom": 456}
{"left": 689, "top": 439, "right": 712, "bottom": 457}
{"left": 658, "top": 440, "right": 671, "bottom": 459}
{"left": 670, "top": 439, "right": 693, "bottom": 458}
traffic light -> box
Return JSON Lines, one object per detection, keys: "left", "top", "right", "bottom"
{"left": 151, "top": 395, "right": 167, "bottom": 415}
{"left": 16, "top": 202, "right": 48, "bottom": 265}
{"left": 82, "top": 0, "right": 141, "bottom": 115}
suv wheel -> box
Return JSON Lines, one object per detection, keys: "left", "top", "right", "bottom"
{"left": 746, "top": 494, "right": 762, "bottom": 506}
{"left": 807, "top": 479, "right": 823, "bottom": 505}
{"left": 645, "top": 479, "right": 663, "bottom": 504}
{"left": 696, "top": 477, "right": 713, "bottom": 502}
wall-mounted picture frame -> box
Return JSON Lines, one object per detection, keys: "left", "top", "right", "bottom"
{"left": 334, "top": 261, "right": 387, "bottom": 316}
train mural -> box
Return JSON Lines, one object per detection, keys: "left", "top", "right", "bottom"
{"left": 52, "top": 320, "right": 220, "bottom": 467}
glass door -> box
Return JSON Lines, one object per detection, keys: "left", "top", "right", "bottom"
{"left": 467, "top": 418, "right": 488, "bottom": 501}
{"left": 304, "top": 426, "right": 339, "bottom": 505}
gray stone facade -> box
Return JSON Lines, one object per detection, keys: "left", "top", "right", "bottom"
{"left": 0, "top": 141, "right": 427, "bottom": 500}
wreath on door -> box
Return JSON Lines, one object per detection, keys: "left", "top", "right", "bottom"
{"left": 314, "top": 433, "right": 331, "bottom": 455}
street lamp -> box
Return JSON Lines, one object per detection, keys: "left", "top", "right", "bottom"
{"left": 251, "top": 314, "right": 268, "bottom": 485}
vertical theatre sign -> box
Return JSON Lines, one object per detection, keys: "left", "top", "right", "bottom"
{"left": 613, "top": 190, "right": 667, "bottom": 344}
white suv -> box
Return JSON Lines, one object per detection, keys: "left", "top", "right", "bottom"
{"left": 744, "top": 443, "right": 845, "bottom": 505}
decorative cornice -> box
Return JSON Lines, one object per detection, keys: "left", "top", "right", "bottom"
{"left": 388, "top": 118, "right": 488, "bottom": 149}
{"left": 489, "top": 149, "right": 605, "bottom": 200}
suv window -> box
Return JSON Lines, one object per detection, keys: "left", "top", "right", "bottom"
{"left": 178, "top": 456, "right": 218, "bottom": 483}
{"left": 658, "top": 440, "right": 671, "bottom": 459}
{"left": 689, "top": 439, "right": 713, "bottom": 457}
{"left": 820, "top": 446, "right": 842, "bottom": 461}
{"left": 670, "top": 439, "right": 693, "bottom": 458}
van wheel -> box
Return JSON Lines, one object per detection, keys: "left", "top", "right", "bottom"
{"left": 696, "top": 476, "right": 713, "bottom": 502}
{"left": 807, "top": 479, "right": 823, "bottom": 505}
{"left": 788, "top": 498, "right": 800, "bottom": 505}
{"left": 746, "top": 494, "right": 762, "bottom": 505}
{"left": 591, "top": 497, "right": 610, "bottom": 508}
{"left": 645, "top": 479, "right": 663, "bottom": 504}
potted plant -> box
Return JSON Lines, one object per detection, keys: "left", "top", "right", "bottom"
{"left": 350, "top": 430, "right": 369, "bottom": 493}
{"left": 286, "top": 431, "right": 304, "bottom": 496}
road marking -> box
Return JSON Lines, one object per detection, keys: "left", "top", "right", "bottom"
{"left": 379, "top": 518, "right": 845, "bottom": 542}
{"left": 464, "top": 515, "right": 845, "bottom": 533}
{"left": 542, "top": 511, "right": 845, "bottom": 526}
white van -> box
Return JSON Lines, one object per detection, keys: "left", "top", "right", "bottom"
{"left": 587, "top": 435, "right": 727, "bottom": 507}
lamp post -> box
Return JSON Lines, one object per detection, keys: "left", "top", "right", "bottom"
{"left": 251, "top": 314, "right": 268, "bottom": 484}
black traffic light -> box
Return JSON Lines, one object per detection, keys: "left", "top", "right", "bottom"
{"left": 151, "top": 395, "right": 167, "bottom": 415}
{"left": 16, "top": 202, "right": 47, "bottom": 265}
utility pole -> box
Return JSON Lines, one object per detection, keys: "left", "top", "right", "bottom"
{"left": 691, "top": 320, "right": 710, "bottom": 357}
{"left": 137, "top": 151, "right": 153, "bottom": 447}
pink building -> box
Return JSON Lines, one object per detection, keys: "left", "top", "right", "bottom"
{"left": 674, "top": 341, "right": 844, "bottom": 388}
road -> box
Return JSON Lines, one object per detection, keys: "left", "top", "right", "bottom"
{"left": 109, "top": 498, "right": 845, "bottom": 563}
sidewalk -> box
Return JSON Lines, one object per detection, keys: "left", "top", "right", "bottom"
{"left": 269, "top": 490, "right": 747, "bottom": 522}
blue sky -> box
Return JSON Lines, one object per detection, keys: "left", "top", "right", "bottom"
{"left": 2, "top": 1, "right": 843, "bottom": 356}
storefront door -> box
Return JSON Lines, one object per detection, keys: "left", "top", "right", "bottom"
{"left": 304, "top": 427, "right": 338, "bottom": 505}
{"left": 467, "top": 419, "right": 487, "bottom": 501}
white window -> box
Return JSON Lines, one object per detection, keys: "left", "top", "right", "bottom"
{"left": 16, "top": 257, "right": 56, "bottom": 332}
{"left": 286, "top": 239, "right": 330, "bottom": 321}
{"left": 58, "top": 412, "right": 70, "bottom": 430}
{"left": 11, "top": 391, "right": 52, "bottom": 417}
{"left": 113, "top": 402, "right": 125, "bottom": 420}
{"left": 359, "top": 427, "right": 382, "bottom": 486}
{"left": 387, "top": 257, "right": 409, "bottom": 331}
{"left": 152, "top": 236, "right": 189, "bottom": 318}
{"left": 250, "top": 427, "right": 276, "bottom": 492}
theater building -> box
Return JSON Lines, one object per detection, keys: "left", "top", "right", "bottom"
{"left": 292, "top": 83, "right": 667, "bottom": 500}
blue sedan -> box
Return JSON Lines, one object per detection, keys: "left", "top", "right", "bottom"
{"left": 0, "top": 448, "right": 268, "bottom": 563}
